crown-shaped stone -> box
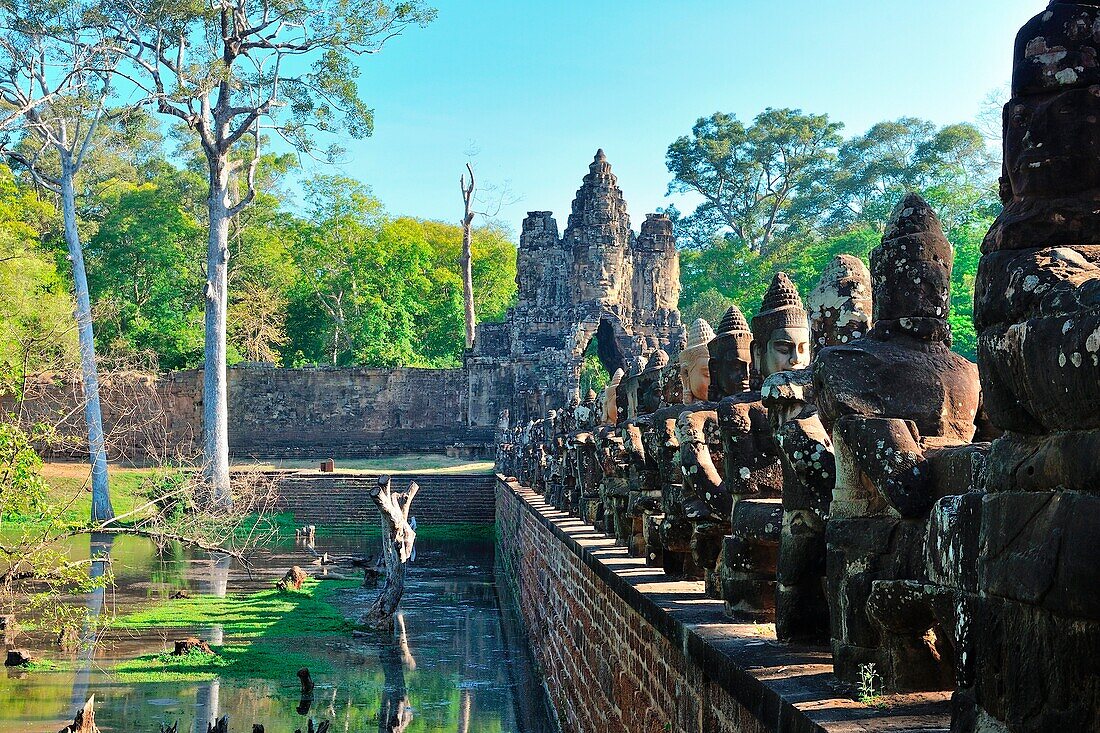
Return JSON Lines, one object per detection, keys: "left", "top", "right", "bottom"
{"left": 644, "top": 348, "right": 670, "bottom": 370}
{"left": 759, "top": 273, "right": 805, "bottom": 316}
{"left": 686, "top": 319, "right": 716, "bottom": 350}
{"left": 717, "top": 305, "right": 751, "bottom": 335}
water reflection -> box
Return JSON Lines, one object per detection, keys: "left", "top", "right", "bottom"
{"left": 70, "top": 533, "right": 113, "bottom": 710}
{"left": 0, "top": 535, "right": 552, "bottom": 733}
{"left": 379, "top": 613, "right": 414, "bottom": 732}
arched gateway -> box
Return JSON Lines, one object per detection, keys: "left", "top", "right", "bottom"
{"left": 466, "top": 150, "right": 683, "bottom": 428}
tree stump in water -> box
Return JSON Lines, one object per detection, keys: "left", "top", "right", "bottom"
{"left": 173, "top": 638, "right": 214, "bottom": 656}
{"left": 363, "top": 476, "right": 418, "bottom": 630}
{"left": 277, "top": 566, "right": 309, "bottom": 591}
{"left": 58, "top": 696, "right": 97, "bottom": 733}
{"left": 297, "top": 666, "right": 315, "bottom": 715}
{"left": 207, "top": 717, "right": 228, "bottom": 733}
{"left": 6, "top": 649, "right": 34, "bottom": 666}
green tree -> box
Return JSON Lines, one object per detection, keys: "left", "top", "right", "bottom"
{"left": 0, "top": 0, "right": 129, "bottom": 521}
{"left": 0, "top": 165, "right": 74, "bottom": 394}
{"left": 831, "top": 119, "right": 998, "bottom": 234}
{"left": 666, "top": 108, "right": 844, "bottom": 254}
{"left": 85, "top": 181, "right": 205, "bottom": 369}
{"left": 111, "top": 0, "right": 435, "bottom": 498}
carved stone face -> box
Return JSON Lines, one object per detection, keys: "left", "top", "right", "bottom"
{"left": 578, "top": 243, "right": 627, "bottom": 304}
{"left": 683, "top": 352, "right": 711, "bottom": 402}
{"left": 754, "top": 327, "right": 811, "bottom": 379}
{"left": 708, "top": 334, "right": 752, "bottom": 400}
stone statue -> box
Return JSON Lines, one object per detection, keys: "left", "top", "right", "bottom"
{"left": 617, "top": 353, "right": 669, "bottom": 554}
{"left": 654, "top": 319, "right": 716, "bottom": 577}
{"left": 674, "top": 307, "right": 756, "bottom": 586}
{"left": 679, "top": 319, "right": 715, "bottom": 404}
{"left": 595, "top": 369, "right": 629, "bottom": 538}
{"left": 806, "top": 254, "right": 872, "bottom": 350}
{"left": 952, "top": 4, "right": 1100, "bottom": 729}
{"left": 763, "top": 255, "right": 873, "bottom": 642}
{"left": 814, "top": 194, "right": 983, "bottom": 690}
{"left": 567, "top": 390, "right": 600, "bottom": 517}
{"left": 708, "top": 306, "right": 754, "bottom": 401}
{"left": 715, "top": 273, "right": 809, "bottom": 617}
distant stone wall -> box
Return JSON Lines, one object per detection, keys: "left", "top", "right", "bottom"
{"left": 270, "top": 471, "right": 496, "bottom": 527}
{"left": 12, "top": 365, "right": 493, "bottom": 462}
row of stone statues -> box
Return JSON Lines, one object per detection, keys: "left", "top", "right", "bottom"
{"left": 501, "top": 189, "right": 985, "bottom": 673}
{"left": 499, "top": 5, "right": 1100, "bottom": 729}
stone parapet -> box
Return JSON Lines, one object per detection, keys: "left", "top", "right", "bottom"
{"left": 495, "top": 476, "right": 950, "bottom": 733}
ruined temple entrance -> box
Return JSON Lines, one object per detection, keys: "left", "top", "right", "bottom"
{"left": 577, "top": 317, "right": 627, "bottom": 397}
{"left": 465, "top": 150, "right": 683, "bottom": 426}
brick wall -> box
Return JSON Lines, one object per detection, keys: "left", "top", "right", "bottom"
{"left": 12, "top": 365, "right": 494, "bottom": 462}
{"left": 495, "top": 478, "right": 951, "bottom": 733}
{"left": 270, "top": 472, "right": 496, "bottom": 527}
{"left": 496, "top": 480, "right": 770, "bottom": 733}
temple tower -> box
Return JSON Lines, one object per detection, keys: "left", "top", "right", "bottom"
{"left": 466, "top": 150, "right": 682, "bottom": 427}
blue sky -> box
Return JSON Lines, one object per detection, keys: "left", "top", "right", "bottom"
{"left": 318, "top": 0, "right": 1041, "bottom": 234}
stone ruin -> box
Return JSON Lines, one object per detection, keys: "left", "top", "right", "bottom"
{"left": 466, "top": 150, "right": 682, "bottom": 429}
{"left": 499, "top": 9, "right": 1100, "bottom": 717}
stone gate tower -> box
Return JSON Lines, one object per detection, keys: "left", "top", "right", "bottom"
{"left": 466, "top": 150, "right": 682, "bottom": 427}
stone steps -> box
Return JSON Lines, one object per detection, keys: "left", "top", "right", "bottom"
{"left": 264, "top": 471, "right": 496, "bottom": 527}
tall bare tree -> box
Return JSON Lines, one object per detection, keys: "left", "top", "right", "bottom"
{"left": 0, "top": 0, "right": 124, "bottom": 522}
{"left": 459, "top": 160, "right": 515, "bottom": 351}
{"left": 459, "top": 163, "right": 476, "bottom": 351}
{"left": 108, "top": 0, "right": 434, "bottom": 502}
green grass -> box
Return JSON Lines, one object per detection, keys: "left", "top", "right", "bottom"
{"left": 114, "top": 578, "right": 355, "bottom": 637}
{"left": 26, "top": 463, "right": 156, "bottom": 526}
{"left": 110, "top": 577, "right": 361, "bottom": 683}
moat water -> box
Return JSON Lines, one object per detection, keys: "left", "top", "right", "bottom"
{"left": 0, "top": 531, "right": 551, "bottom": 732}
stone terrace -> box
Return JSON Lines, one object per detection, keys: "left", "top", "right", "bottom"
{"left": 266, "top": 471, "right": 497, "bottom": 527}
{"left": 497, "top": 477, "right": 950, "bottom": 733}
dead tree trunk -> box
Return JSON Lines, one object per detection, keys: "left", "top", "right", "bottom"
{"left": 460, "top": 163, "right": 477, "bottom": 351}
{"left": 363, "top": 476, "right": 418, "bottom": 630}
{"left": 59, "top": 696, "right": 98, "bottom": 733}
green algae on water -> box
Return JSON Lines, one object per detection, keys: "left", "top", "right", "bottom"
{"left": 109, "top": 578, "right": 360, "bottom": 683}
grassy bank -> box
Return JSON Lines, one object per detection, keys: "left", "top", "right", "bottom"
{"left": 111, "top": 578, "right": 360, "bottom": 682}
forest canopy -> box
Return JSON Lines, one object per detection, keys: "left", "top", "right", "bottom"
{"left": 3, "top": 107, "right": 997, "bottom": 385}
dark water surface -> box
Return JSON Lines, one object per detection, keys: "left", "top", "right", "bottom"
{"left": 0, "top": 532, "right": 551, "bottom": 732}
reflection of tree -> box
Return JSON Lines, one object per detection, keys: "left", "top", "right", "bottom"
{"left": 378, "top": 612, "right": 415, "bottom": 732}
{"left": 194, "top": 552, "right": 231, "bottom": 733}
{"left": 69, "top": 533, "right": 114, "bottom": 712}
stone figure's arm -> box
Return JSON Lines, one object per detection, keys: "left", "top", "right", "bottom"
{"left": 677, "top": 411, "right": 723, "bottom": 494}
{"left": 833, "top": 415, "right": 933, "bottom": 518}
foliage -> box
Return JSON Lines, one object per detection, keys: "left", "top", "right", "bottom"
{"left": 285, "top": 175, "right": 517, "bottom": 368}
{"left": 0, "top": 166, "right": 73, "bottom": 393}
{"left": 85, "top": 181, "right": 205, "bottom": 369}
{"left": 670, "top": 112, "right": 999, "bottom": 360}
{"left": 666, "top": 108, "right": 843, "bottom": 255}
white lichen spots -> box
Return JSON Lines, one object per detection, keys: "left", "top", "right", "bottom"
{"left": 739, "top": 467, "right": 751, "bottom": 480}
{"left": 1059, "top": 352, "right": 1068, "bottom": 368}
{"left": 1028, "top": 162, "right": 1043, "bottom": 169}
{"left": 1056, "top": 68, "right": 1079, "bottom": 85}
{"left": 1086, "top": 327, "right": 1100, "bottom": 353}
{"left": 1063, "top": 319, "right": 1075, "bottom": 335}
{"left": 1072, "top": 352, "right": 1083, "bottom": 368}
{"left": 1023, "top": 274, "right": 1040, "bottom": 292}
